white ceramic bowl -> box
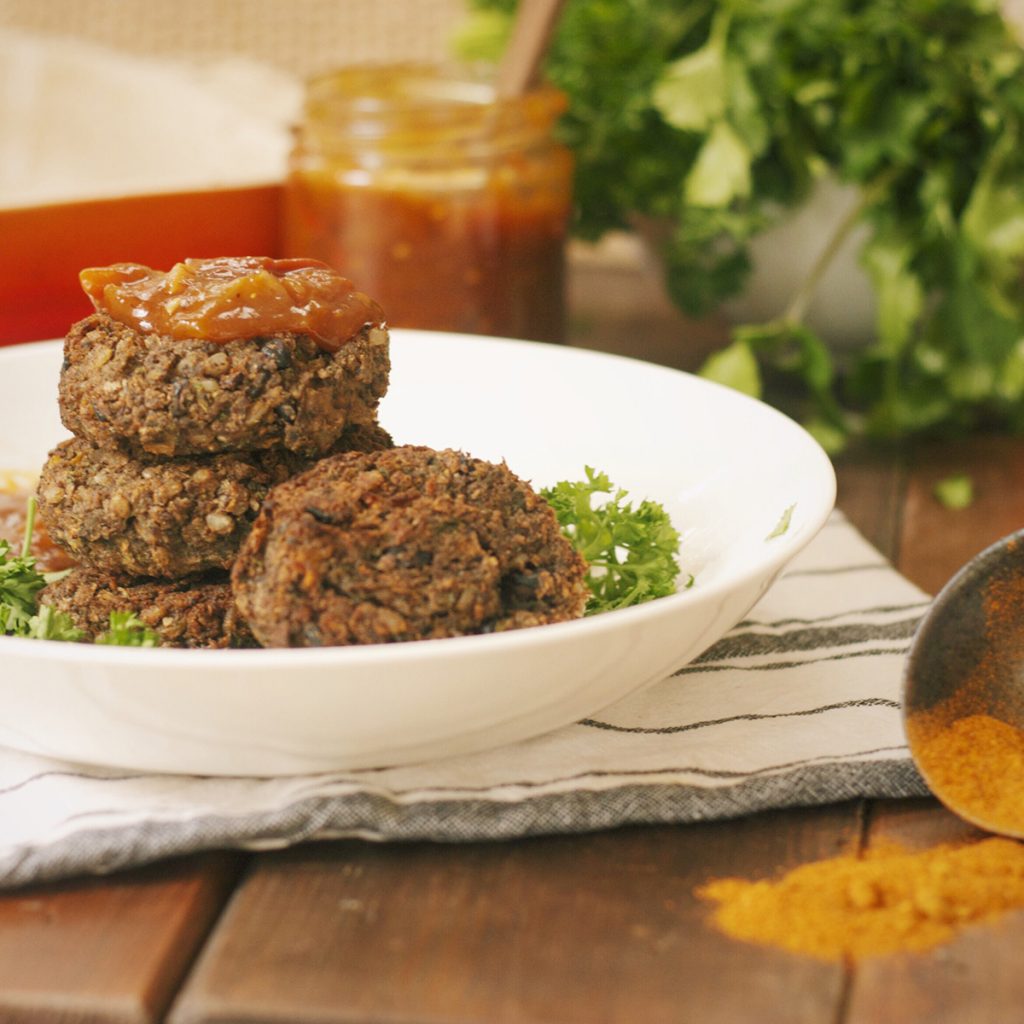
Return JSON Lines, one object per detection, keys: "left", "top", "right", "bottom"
{"left": 0, "top": 331, "right": 835, "bottom": 775}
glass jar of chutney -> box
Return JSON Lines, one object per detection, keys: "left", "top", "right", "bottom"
{"left": 283, "top": 64, "right": 573, "bottom": 343}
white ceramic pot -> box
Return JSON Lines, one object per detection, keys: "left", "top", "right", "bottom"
{"left": 722, "top": 177, "right": 877, "bottom": 350}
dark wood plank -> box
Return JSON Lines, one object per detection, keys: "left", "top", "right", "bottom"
{"left": 171, "top": 807, "right": 861, "bottom": 1024}
{"left": 898, "top": 436, "right": 1024, "bottom": 596}
{"left": 834, "top": 448, "right": 906, "bottom": 561}
{"left": 0, "top": 853, "right": 241, "bottom": 1024}
{"left": 843, "top": 800, "right": 1024, "bottom": 1024}
{"left": 843, "top": 437, "right": 1024, "bottom": 1022}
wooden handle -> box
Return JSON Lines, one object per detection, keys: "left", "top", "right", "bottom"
{"left": 495, "top": 0, "right": 566, "bottom": 98}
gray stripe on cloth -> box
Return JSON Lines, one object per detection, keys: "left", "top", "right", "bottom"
{"left": 675, "top": 645, "right": 911, "bottom": 674}
{"left": 696, "top": 616, "right": 923, "bottom": 661}
{"left": 580, "top": 696, "right": 903, "bottom": 735}
{"left": 738, "top": 600, "right": 931, "bottom": 629}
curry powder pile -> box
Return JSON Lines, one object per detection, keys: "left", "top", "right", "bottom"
{"left": 698, "top": 837, "right": 1024, "bottom": 961}
{"left": 699, "top": 562, "right": 1024, "bottom": 961}
{"left": 908, "top": 713, "right": 1024, "bottom": 835}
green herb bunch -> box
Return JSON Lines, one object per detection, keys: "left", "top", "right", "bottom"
{"left": 0, "top": 499, "right": 83, "bottom": 640}
{"left": 459, "top": 0, "right": 1024, "bottom": 449}
{"left": 542, "top": 467, "right": 683, "bottom": 614}
{"left": 0, "top": 498, "right": 159, "bottom": 646}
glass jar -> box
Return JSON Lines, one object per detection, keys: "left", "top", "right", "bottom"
{"left": 283, "top": 64, "right": 573, "bottom": 343}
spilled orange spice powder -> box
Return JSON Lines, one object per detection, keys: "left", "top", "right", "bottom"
{"left": 698, "top": 837, "right": 1024, "bottom": 961}
{"left": 700, "top": 545, "right": 1024, "bottom": 961}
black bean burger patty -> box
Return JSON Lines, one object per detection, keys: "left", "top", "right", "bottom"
{"left": 231, "top": 445, "right": 590, "bottom": 648}
{"left": 42, "top": 569, "right": 258, "bottom": 649}
{"left": 58, "top": 312, "right": 390, "bottom": 457}
{"left": 36, "top": 423, "right": 394, "bottom": 579}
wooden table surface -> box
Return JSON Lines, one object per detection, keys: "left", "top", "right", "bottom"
{"left": 3, "top": 257, "right": 1023, "bottom": 1023}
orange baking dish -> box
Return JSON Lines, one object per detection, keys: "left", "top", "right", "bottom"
{"left": 0, "top": 184, "right": 283, "bottom": 345}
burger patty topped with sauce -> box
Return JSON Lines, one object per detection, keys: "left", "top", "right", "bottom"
{"left": 58, "top": 258, "right": 390, "bottom": 458}
{"left": 35, "top": 257, "right": 398, "bottom": 648}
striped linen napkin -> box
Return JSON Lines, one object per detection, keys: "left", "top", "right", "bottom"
{"left": 0, "top": 511, "right": 931, "bottom": 888}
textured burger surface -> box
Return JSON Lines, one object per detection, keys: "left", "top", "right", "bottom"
{"left": 43, "top": 568, "right": 258, "bottom": 649}
{"left": 36, "top": 423, "right": 394, "bottom": 579}
{"left": 58, "top": 312, "right": 390, "bottom": 457}
{"left": 232, "top": 445, "right": 590, "bottom": 647}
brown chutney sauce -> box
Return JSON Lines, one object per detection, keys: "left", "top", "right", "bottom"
{"left": 79, "top": 256, "right": 385, "bottom": 351}
{"left": 0, "top": 486, "right": 74, "bottom": 572}
{"left": 283, "top": 65, "right": 573, "bottom": 343}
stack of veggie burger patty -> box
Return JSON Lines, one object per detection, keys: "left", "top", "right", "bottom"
{"left": 33, "top": 256, "right": 590, "bottom": 649}
{"left": 36, "top": 259, "right": 393, "bottom": 648}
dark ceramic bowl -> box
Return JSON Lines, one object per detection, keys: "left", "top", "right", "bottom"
{"left": 904, "top": 528, "right": 1024, "bottom": 724}
{"left": 903, "top": 528, "right": 1024, "bottom": 835}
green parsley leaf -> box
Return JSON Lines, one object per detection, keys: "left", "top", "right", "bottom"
{"left": 699, "top": 337, "right": 762, "bottom": 397}
{"left": 767, "top": 504, "right": 796, "bottom": 539}
{"left": 458, "top": 0, "right": 1024, "bottom": 444}
{"left": 685, "top": 121, "right": 752, "bottom": 207}
{"left": 94, "top": 611, "right": 160, "bottom": 648}
{"left": 0, "top": 498, "right": 51, "bottom": 638}
{"left": 933, "top": 473, "right": 975, "bottom": 511}
{"left": 542, "top": 468, "right": 682, "bottom": 615}
{"left": 652, "top": 14, "right": 729, "bottom": 132}
{"left": 26, "top": 604, "right": 84, "bottom": 642}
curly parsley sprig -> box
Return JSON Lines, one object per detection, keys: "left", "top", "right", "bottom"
{"left": 0, "top": 537, "right": 47, "bottom": 636}
{"left": 0, "top": 498, "right": 77, "bottom": 639}
{"left": 95, "top": 611, "right": 159, "bottom": 648}
{"left": 0, "top": 497, "right": 159, "bottom": 646}
{"left": 542, "top": 468, "right": 684, "bottom": 615}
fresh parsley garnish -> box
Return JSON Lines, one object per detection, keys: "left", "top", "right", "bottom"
{"left": 766, "top": 504, "right": 796, "bottom": 540}
{"left": 934, "top": 473, "right": 974, "bottom": 511}
{"left": 0, "top": 495, "right": 159, "bottom": 646}
{"left": 25, "top": 603, "right": 84, "bottom": 642}
{"left": 0, "top": 498, "right": 69, "bottom": 638}
{"left": 0, "top": 536, "right": 48, "bottom": 636}
{"left": 542, "top": 467, "right": 683, "bottom": 614}
{"left": 95, "top": 611, "right": 160, "bottom": 648}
